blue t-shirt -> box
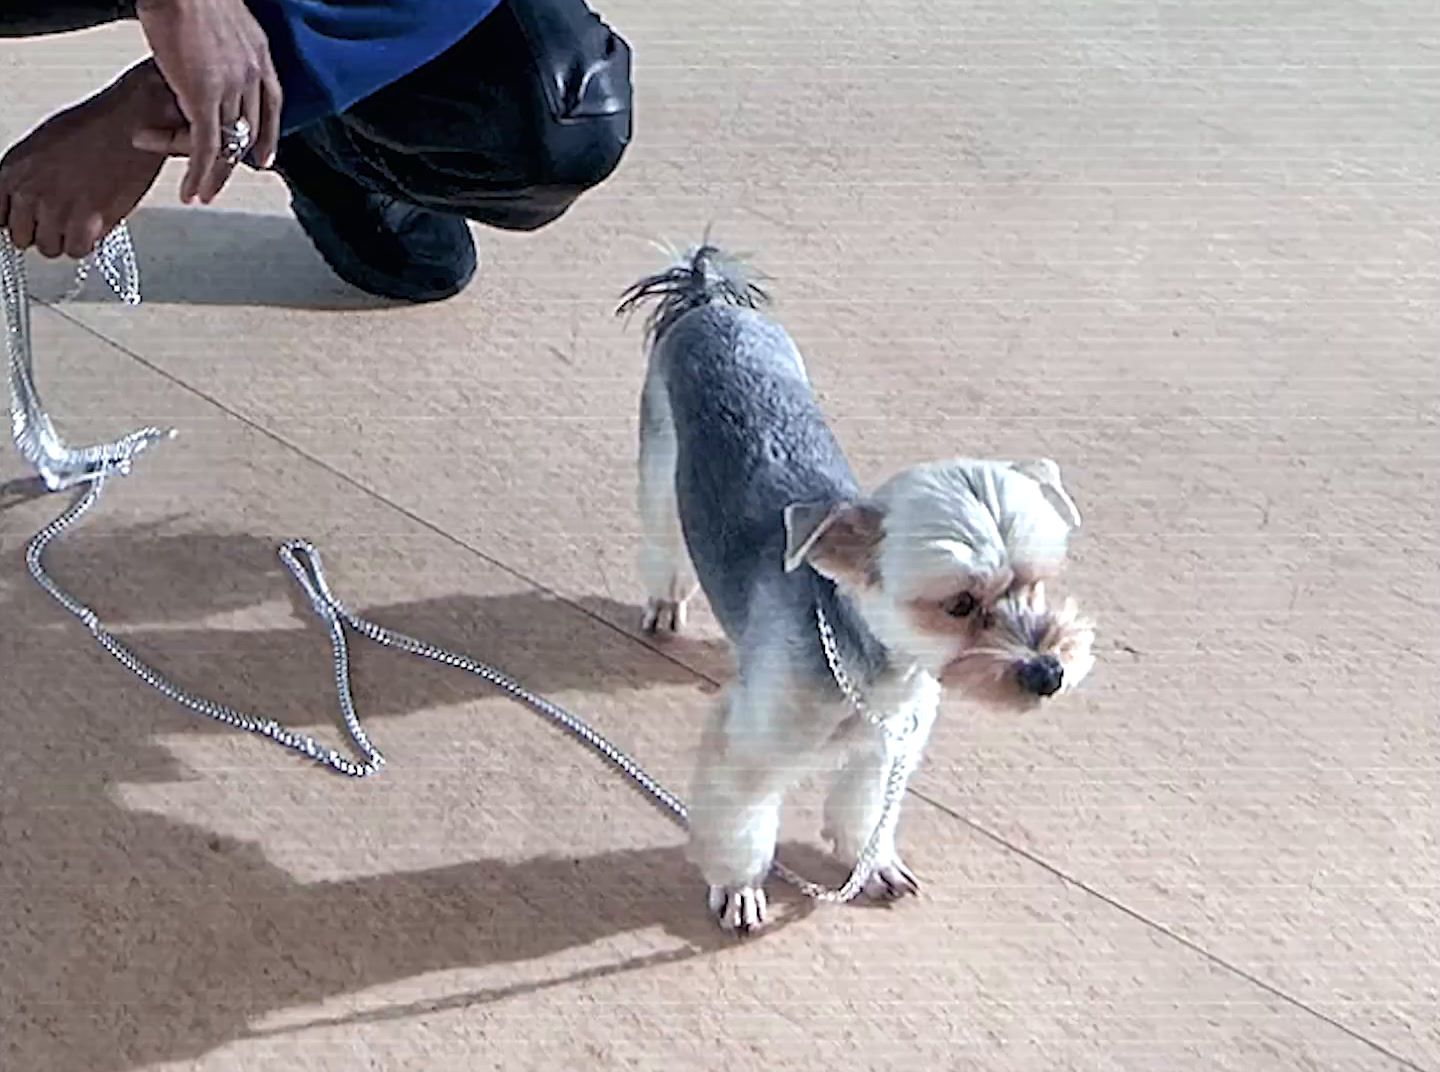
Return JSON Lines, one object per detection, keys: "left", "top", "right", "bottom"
{"left": 246, "top": 0, "right": 503, "bottom": 134}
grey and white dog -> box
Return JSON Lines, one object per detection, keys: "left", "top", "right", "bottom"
{"left": 619, "top": 243, "right": 1096, "bottom": 933}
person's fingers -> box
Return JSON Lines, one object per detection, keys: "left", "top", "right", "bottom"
{"left": 253, "top": 70, "right": 280, "bottom": 168}
{"left": 197, "top": 92, "right": 245, "bottom": 204}
{"left": 133, "top": 127, "right": 193, "bottom": 156}
{"left": 181, "top": 90, "right": 223, "bottom": 203}
{"left": 34, "top": 202, "right": 64, "bottom": 259}
{"left": 7, "top": 193, "right": 37, "bottom": 250}
{"left": 63, "top": 212, "right": 105, "bottom": 260}
{"left": 253, "top": 59, "right": 282, "bottom": 169}
{"left": 240, "top": 78, "right": 261, "bottom": 166}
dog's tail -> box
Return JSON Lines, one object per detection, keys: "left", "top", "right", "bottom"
{"left": 616, "top": 241, "right": 770, "bottom": 345}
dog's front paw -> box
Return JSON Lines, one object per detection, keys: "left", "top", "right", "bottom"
{"left": 863, "top": 860, "right": 920, "bottom": 902}
{"left": 707, "top": 884, "right": 768, "bottom": 934}
{"left": 642, "top": 597, "right": 687, "bottom": 635}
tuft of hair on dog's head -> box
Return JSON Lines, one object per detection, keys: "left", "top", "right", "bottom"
{"left": 615, "top": 237, "right": 771, "bottom": 346}
{"left": 784, "top": 458, "right": 1095, "bottom": 711}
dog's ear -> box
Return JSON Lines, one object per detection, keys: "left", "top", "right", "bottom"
{"left": 783, "top": 502, "right": 838, "bottom": 572}
{"left": 783, "top": 500, "right": 885, "bottom": 586}
{"left": 1010, "top": 458, "right": 1082, "bottom": 529}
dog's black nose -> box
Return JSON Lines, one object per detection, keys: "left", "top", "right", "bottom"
{"left": 1018, "top": 656, "right": 1064, "bottom": 697}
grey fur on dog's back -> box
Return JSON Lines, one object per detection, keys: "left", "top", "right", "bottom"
{"left": 629, "top": 250, "right": 887, "bottom": 685}
{"left": 658, "top": 304, "right": 850, "bottom": 629}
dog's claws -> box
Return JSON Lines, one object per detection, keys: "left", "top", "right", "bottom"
{"left": 864, "top": 861, "right": 921, "bottom": 902}
{"left": 708, "top": 885, "right": 768, "bottom": 934}
{"left": 642, "top": 598, "right": 687, "bottom": 635}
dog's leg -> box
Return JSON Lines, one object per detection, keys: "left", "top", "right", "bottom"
{"left": 822, "top": 741, "right": 918, "bottom": 901}
{"left": 686, "top": 685, "right": 816, "bottom": 934}
{"left": 823, "top": 695, "right": 939, "bottom": 903}
{"left": 636, "top": 366, "right": 697, "bottom": 635}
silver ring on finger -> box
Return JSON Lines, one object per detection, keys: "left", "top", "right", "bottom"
{"left": 220, "top": 117, "right": 253, "bottom": 166}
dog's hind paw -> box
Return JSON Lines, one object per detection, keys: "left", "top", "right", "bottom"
{"left": 863, "top": 860, "right": 921, "bottom": 902}
{"left": 642, "top": 597, "right": 687, "bottom": 635}
{"left": 707, "top": 884, "right": 768, "bottom": 935}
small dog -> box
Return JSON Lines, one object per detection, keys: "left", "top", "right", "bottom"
{"left": 619, "top": 244, "right": 1096, "bottom": 933}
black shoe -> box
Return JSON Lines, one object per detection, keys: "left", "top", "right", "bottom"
{"left": 275, "top": 136, "right": 477, "bottom": 304}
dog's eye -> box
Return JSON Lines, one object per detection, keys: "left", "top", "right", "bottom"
{"left": 944, "top": 593, "right": 977, "bottom": 618}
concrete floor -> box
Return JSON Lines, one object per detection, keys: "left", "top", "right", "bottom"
{"left": 2, "top": 3, "right": 1436, "bottom": 1070}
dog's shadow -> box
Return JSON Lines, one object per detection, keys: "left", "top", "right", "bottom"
{"left": 2, "top": 523, "right": 818, "bottom": 1072}
{"left": 23, "top": 205, "right": 395, "bottom": 311}
{"left": 5, "top": 769, "right": 826, "bottom": 1072}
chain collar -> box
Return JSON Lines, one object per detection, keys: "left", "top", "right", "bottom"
{"left": 815, "top": 600, "right": 925, "bottom": 747}
{"left": 814, "top": 601, "right": 870, "bottom": 720}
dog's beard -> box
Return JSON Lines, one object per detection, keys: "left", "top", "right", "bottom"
{"left": 940, "top": 584, "right": 1096, "bottom": 710}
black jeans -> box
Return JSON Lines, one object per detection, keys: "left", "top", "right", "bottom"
{"left": 1, "top": 0, "right": 633, "bottom": 231}
{"left": 0, "top": 2, "right": 137, "bottom": 37}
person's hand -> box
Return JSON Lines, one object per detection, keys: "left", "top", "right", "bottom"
{"left": 132, "top": 0, "right": 282, "bottom": 204}
{"left": 0, "top": 62, "right": 178, "bottom": 259}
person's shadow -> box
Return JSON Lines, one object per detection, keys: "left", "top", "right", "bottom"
{"left": 1, "top": 521, "right": 828, "bottom": 1072}
{"left": 23, "top": 205, "right": 395, "bottom": 311}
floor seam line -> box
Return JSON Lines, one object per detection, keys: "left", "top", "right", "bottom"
{"left": 912, "top": 789, "right": 1433, "bottom": 1072}
{"left": 42, "top": 302, "right": 1431, "bottom": 1072}
{"left": 39, "top": 302, "right": 708, "bottom": 685}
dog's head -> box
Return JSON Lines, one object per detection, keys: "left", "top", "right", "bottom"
{"left": 784, "top": 458, "right": 1095, "bottom": 710}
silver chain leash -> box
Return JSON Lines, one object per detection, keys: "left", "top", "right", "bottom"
{"left": 4, "top": 226, "right": 922, "bottom": 905}
{"left": 3, "top": 224, "right": 171, "bottom": 491}
{"left": 792, "top": 602, "right": 924, "bottom": 902}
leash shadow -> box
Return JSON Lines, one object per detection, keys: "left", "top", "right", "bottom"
{"left": 0, "top": 522, "right": 727, "bottom": 707}
{"left": 0, "top": 473, "right": 52, "bottom": 509}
